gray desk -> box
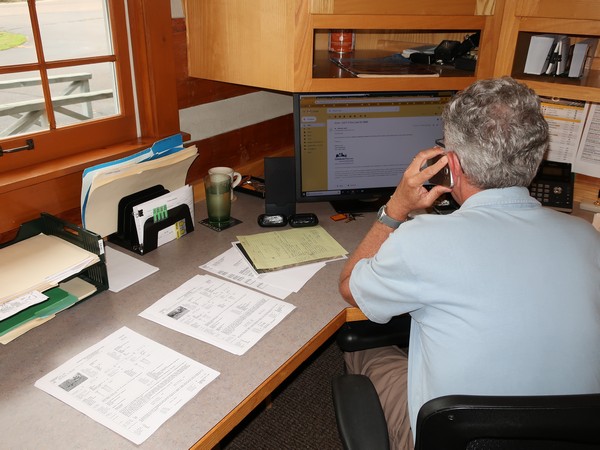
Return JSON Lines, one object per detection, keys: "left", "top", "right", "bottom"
{"left": 0, "top": 195, "right": 369, "bottom": 450}
{"left": 2, "top": 197, "right": 594, "bottom": 449}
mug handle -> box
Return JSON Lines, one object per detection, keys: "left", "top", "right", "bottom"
{"left": 231, "top": 172, "right": 242, "bottom": 189}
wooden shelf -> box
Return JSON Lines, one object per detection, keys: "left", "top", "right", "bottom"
{"left": 510, "top": 71, "right": 600, "bottom": 104}
{"left": 310, "top": 49, "right": 478, "bottom": 92}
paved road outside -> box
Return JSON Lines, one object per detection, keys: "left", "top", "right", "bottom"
{"left": 1, "top": 0, "right": 117, "bottom": 133}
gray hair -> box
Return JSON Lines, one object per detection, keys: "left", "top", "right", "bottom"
{"left": 442, "top": 77, "right": 549, "bottom": 189}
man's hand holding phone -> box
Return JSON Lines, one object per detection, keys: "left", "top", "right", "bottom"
{"left": 424, "top": 153, "right": 454, "bottom": 188}
{"left": 386, "top": 147, "right": 453, "bottom": 221}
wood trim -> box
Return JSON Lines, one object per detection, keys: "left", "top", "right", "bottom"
{"left": 345, "top": 307, "right": 368, "bottom": 322}
{"left": 127, "top": 0, "right": 180, "bottom": 137}
{"left": 575, "top": 174, "right": 600, "bottom": 204}
{"left": 326, "top": 0, "right": 483, "bottom": 15}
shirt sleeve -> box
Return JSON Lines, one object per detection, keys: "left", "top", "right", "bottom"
{"left": 349, "top": 224, "right": 428, "bottom": 323}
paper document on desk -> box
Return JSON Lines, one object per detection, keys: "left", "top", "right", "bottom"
{"left": 105, "top": 245, "right": 159, "bottom": 293}
{"left": 236, "top": 225, "right": 348, "bottom": 273}
{"left": 200, "top": 246, "right": 326, "bottom": 299}
{"left": 35, "top": 326, "right": 219, "bottom": 445}
{"left": 0, "top": 233, "right": 99, "bottom": 305}
{"left": 0, "top": 290, "right": 48, "bottom": 321}
{"left": 139, "top": 274, "right": 296, "bottom": 355}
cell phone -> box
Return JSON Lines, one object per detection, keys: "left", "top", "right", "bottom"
{"left": 425, "top": 154, "right": 454, "bottom": 188}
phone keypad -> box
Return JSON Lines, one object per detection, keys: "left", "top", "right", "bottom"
{"left": 529, "top": 182, "right": 572, "bottom": 210}
{"left": 529, "top": 182, "right": 551, "bottom": 203}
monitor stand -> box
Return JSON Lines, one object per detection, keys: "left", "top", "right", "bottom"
{"left": 330, "top": 196, "right": 388, "bottom": 214}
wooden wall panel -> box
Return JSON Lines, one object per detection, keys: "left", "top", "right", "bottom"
{"left": 187, "top": 114, "right": 294, "bottom": 200}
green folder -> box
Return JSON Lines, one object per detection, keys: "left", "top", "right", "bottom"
{"left": 0, "top": 287, "right": 79, "bottom": 336}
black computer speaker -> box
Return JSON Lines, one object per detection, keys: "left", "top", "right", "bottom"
{"left": 264, "top": 156, "right": 296, "bottom": 216}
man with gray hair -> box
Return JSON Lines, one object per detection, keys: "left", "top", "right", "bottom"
{"left": 339, "top": 77, "right": 600, "bottom": 450}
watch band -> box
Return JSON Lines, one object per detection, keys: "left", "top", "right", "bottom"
{"left": 377, "top": 204, "right": 406, "bottom": 229}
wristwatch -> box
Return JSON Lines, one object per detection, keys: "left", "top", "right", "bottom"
{"left": 377, "top": 204, "right": 406, "bottom": 229}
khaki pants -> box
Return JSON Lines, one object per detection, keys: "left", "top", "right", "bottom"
{"left": 344, "top": 346, "right": 413, "bottom": 450}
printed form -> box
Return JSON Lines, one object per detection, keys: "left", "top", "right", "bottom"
{"left": 139, "top": 275, "right": 296, "bottom": 355}
{"left": 236, "top": 226, "right": 348, "bottom": 272}
{"left": 541, "top": 98, "right": 589, "bottom": 164}
{"left": 200, "top": 246, "right": 328, "bottom": 299}
{"left": 574, "top": 103, "right": 600, "bottom": 177}
{"left": 35, "top": 327, "right": 219, "bottom": 445}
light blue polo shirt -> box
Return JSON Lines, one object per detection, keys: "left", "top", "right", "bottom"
{"left": 350, "top": 187, "right": 600, "bottom": 437}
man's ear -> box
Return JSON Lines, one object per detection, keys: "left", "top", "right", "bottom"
{"left": 447, "top": 152, "right": 462, "bottom": 179}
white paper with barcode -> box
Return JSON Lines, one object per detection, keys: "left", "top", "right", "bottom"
{"left": 139, "top": 274, "right": 296, "bottom": 355}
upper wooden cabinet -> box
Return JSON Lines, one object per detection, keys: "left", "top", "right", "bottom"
{"left": 184, "top": 0, "right": 600, "bottom": 100}
{"left": 183, "top": 0, "right": 499, "bottom": 92}
{"left": 493, "top": 0, "right": 600, "bottom": 103}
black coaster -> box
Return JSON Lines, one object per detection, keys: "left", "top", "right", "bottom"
{"left": 200, "top": 217, "right": 242, "bottom": 232}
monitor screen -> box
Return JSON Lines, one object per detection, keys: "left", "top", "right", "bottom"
{"left": 294, "top": 90, "right": 455, "bottom": 213}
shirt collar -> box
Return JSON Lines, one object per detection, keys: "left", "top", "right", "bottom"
{"left": 460, "top": 186, "right": 540, "bottom": 210}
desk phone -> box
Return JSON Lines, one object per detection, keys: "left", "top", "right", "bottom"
{"left": 528, "top": 160, "right": 574, "bottom": 213}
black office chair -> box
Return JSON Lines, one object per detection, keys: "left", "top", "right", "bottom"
{"left": 332, "top": 315, "right": 600, "bottom": 450}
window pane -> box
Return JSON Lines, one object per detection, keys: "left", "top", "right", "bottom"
{"left": 0, "top": 1, "right": 38, "bottom": 65}
{"left": 38, "top": 0, "right": 112, "bottom": 61}
{"left": 48, "top": 63, "right": 118, "bottom": 128}
{"left": 0, "top": 71, "right": 48, "bottom": 138}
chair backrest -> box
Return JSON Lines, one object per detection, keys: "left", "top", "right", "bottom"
{"left": 414, "top": 393, "right": 600, "bottom": 450}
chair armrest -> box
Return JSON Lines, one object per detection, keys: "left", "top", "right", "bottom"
{"left": 336, "top": 314, "right": 411, "bottom": 352}
{"left": 332, "top": 374, "right": 390, "bottom": 450}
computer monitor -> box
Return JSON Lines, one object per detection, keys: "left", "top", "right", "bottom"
{"left": 294, "top": 90, "right": 456, "bottom": 213}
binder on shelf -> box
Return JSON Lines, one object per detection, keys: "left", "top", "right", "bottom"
{"left": 524, "top": 34, "right": 567, "bottom": 75}
{"left": 108, "top": 185, "right": 194, "bottom": 255}
{"left": 568, "top": 38, "right": 598, "bottom": 78}
{"left": 545, "top": 35, "right": 570, "bottom": 76}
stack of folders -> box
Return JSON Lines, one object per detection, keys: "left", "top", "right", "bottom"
{"left": 81, "top": 134, "right": 198, "bottom": 252}
{"left": 0, "top": 226, "right": 102, "bottom": 344}
{"left": 524, "top": 34, "right": 598, "bottom": 78}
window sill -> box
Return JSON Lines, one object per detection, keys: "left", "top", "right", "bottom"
{"left": 0, "top": 138, "right": 161, "bottom": 195}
